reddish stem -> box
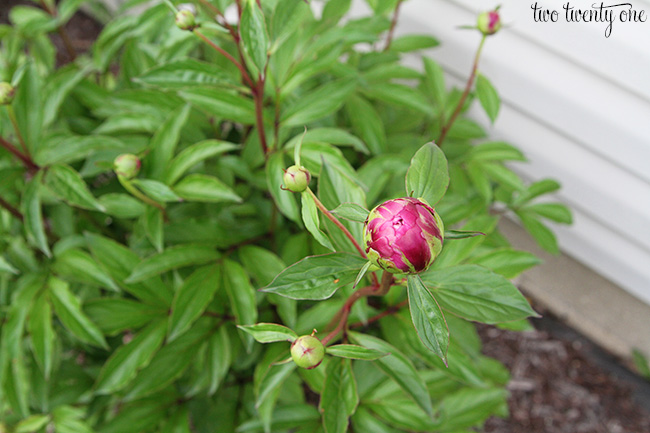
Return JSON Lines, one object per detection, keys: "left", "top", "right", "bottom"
{"left": 0, "top": 136, "right": 39, "bottom": 173}
{"left": 437, "top": 35, "right": 486, "bottom": 147}
{"left": 193, "top": 30, "right": 254, "bottom": 88}
{"left": 252, "top": 80, "right": 269, "bottom": 155}
{"left": 349, "top": 299, "right": 409, "bottom": 328}
{"left": 0, "top": 196, "right": 23, "bottom": 221}
{"left": 384, "top": 0, "right": 403, "bottom": 51}
{"left": 321, "top": 271, "right": 394, "bottom": 345}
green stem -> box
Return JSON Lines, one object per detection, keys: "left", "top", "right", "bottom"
{"left": 437, "top": 35, "right": 486, "bottom": 147}
{"left": 118, "top": 176, "right": 168, "bottom": 221}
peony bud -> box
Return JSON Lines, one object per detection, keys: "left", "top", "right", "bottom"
{"left": 477, "top": 9, "right": 502, "bottom": 36}
{"left": 0, "top": 82, "right": 15, "bottom": 105}
{"left": 175, "top": 9, "right": 197, "bottom": 31}
{"left": 363, "top": 197, "right": 444, "bottom": 274}
{"left": 113, "top": 154, "right": 141, "bottom": 179}
{"left": 283, "top": 165, "right": 311, "bottom": 193}
{"left": 290, "top": 335, "right": 325, "bottom": 369}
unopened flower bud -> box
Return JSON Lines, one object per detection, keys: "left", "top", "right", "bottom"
{"left": 291, "top": 335, "right": 325, "bottom": 369}
{"left": 363, "top": 197, "right": 444, "bottom": 274}
{"left": 283, "top": 165, "right": 311, "bottom": 193}
{"left": 0, "top": 82, "right": 15, "bottom": 105}
{"left": 113, "top": 154, "right": 141, "bottom": 179}
{"left": 477, "top": 9, "right": 502, "bottom": 35}
{"left": 175, "top": 9, "right": 197, "bottom": 31}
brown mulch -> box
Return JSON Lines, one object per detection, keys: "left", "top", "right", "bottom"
{"left": 479, "top": 313, "right": 650, "bottom": 433}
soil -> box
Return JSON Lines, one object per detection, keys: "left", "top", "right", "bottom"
{"left": 479, "top": 306, "right": 650, "bottom": 433}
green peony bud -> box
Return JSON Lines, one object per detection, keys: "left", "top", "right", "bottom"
{"left": 477, "top": 9, "right": 502, "bottom": 36}
{"left": 175, "top": 9, "right": 197, "bottom": 31}
{"left": 0, "top": 82, "right": 15, "bottom": 105}
{"left": 283, "top": 165, "right": 311, "bottom": 193}
{"left": 291, "top": 335, "right": 325, "bottom": 369}
{"left": 113, "top": 154, "right": 141, "bottom": 179}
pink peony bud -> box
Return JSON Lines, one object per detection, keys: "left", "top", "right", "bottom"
{"left": 363, "top": 197, "right": 444, "bottom": 274}
{"left": 477, "top": 9, "right": 502, "bottom": 35}
{"left": 291, "top": 335, "right": 325, "bottom": 369}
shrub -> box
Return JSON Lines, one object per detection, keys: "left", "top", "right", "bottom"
{"left": 0, "top": 1, "right": 572, "bottom": 432}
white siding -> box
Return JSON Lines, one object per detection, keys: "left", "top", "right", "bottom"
{"left": 363, "top": 0, "right": 650, "bottom": 304}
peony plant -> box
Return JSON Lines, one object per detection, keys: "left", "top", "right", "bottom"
{"left": 0, "top": 1, "right": 572, "bottom": 432}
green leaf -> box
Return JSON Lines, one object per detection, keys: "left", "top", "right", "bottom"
{"left": 168, "top": 265, "right": 221, "bottom": 341}
{"left": 517, "top": 211, "right": 559, "bottom": 254}
{"left": 349, "top": 332, "right": 434, "bottom": 418}
{"left": 421, "top": 264, "right": 538, "bottom": 323}
{"left": 301, "top": 191, "right": 335, "bottom": 251}
{"left": 147, "top": 103, "right": 191, "bottom": 180}
{"left": 262, "top": 253, "right": 368, "bottom": 300}
{"left": 166, "top": 140, "right": 238, "bottom": 185}
{"left": 222, "top": 259, "right": 258, "bottom": 352}
{"left": 326, "top": 344, "right": 387, "bottom": 360}
{"left": 469, "top": 141, "right": 525, "bottom": 162}
{"left": 423, "top": 57, "right": 446, "bottom": 109}
{"left": 320, "top": 358, "right": 358, "bottom": 433}
{"left": 124, "top": 318, "right": 214, "bottom": 401}
{"left": 52, "top": 406, "right": 94, "bottom": 433}
{"left": 240, "top": 0, "right": 269, "bottom": 74}
{"left": 136, "top": 59, "right": 238, "bottom": 88}
{"left": 282, "top": 79, "right": 357, "bottom": 126}
{"left": 99, "top": 193, "right": 146, "bottom": 218}
{"left": 84, "top": 233, "right": 172, "bottom": 306}
{"left": 266, "top": 151, "right": 300, "bottom": 223}
{"left": 351, "top": 407, "right": 398, "bottom": 433}
{"left": 445, "top": 230, "right": 485, "bottom": 240}
{"left": 237, "top": 323, "right": 298, "bottom": 343}
{"left": 522, "top": 202, "right": 573, "bottom": 224}
{"left": 0, "top": 256, "right": 18, "bottom": 274}
{"left": 21, "top": 170, "right": 50, "bottom": 257}
{"left": 13, "top": 62, "right": 43, "bottom": 154}
{"left": 173, "top": 174, "right": 242, "bottom": 203}
{"left": 469, "top": 248, "right": 542, "bottom": 279}
{"left": 330, "top": 203, "right": 369, "bottom": 223}
{"left": 180, "top": 88, "right": 256, "bottom": 124}
{"left": 15, "top": 414, "right": 50, "bottom": 433}
{"left": 286, "top": 127, "right": 369, "bottom": 155}
{"left": 132, "top": 179, "right": 182, "bottom": 202}
{"left": 481, "top": 162, "right": 525, "bottom": 191}
{"left": 513, "top": 179, "right": 561, "bottom": 206}
{"left": 207, "top": 326, "right": 232, "bottom": 395}
{"left": 45, "top": 164, "right": 105, "bottom": 211}
{"left": 389, "top": 34, "right": 439, "bottom": 52}
{"left": 28, "top": 292, "right": 54, "bottom": 379}
{"left": 35, "top": 134, "right": 126, "bottom": 166}
{"left": 49, "top": 276, "right": 108, "bottom": 349}
{"left": 84, "top": 298, "right": 166, "bottom": 336}
{"left": 433, "top": 216, "right": 497, "bottom": 268}
{"left": 405, "top": 142, "right": 449, "bottom": 205}
{"left": 345, "top": 95, "right": 386, "bottom": 154}
{"left": 407, "top": 275, "right": 449, "bottom": 364}
{"left": 363, "top": 83, "right": 434, "bottom": 116}
{"left": 143, "top": 207, "right": 164, "bottom": 252}
{"left": 126, "top": 245, "right": 219, "bottom": 283}
{"left": 95, "top": 319, "right": 167, "bottom": 394}
{"left": 476, "top": 74, "right": 500, "bottom": 123}
{"left": 53, "top": 249, "right": 120, "bottom": 291}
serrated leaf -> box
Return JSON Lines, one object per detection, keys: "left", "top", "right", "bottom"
{"left": 45, "top": 164, "right": 105, "bottom": 211}
{"left": 237, "top": 323, "right": 298, "bottom": 343}
{"left": 326, "top": 344, "right": 387, "bottom": 360}
{"left": 126, "top": 245, "right": 219, "bottom": 283}
{"left": 407, "top": 275, "right": 449, "bottom": 364}
{"left": 262, "top": 253, "right": 368, "bottom": 300}
{"left": 168, "top": 265, "right": 221, "bottom": 341}
{"left": 421, "top": 264, "right": 538, "bottom": 323}
{"left": 405, "top": 142, "right": 449, "bottom": 205}
{"left": 95, "top": 319, "right": 167, "bottom": 394}
{"left": 349, "top": 332, "right": 434, "bottom": 418}
{"left": 173, "top": 174, "right": 242, "bottom": 203}
{"left": 301, "top": 191, "right": 335, "bottom": 251}
{"left": 476, "top": 74, "right": 500, "bottom": 123}
{"left": 222, "top": 259, "right": 258, "bottom": 352}
{"left": 49, "top": 276, "right": 108, "bottom": 349}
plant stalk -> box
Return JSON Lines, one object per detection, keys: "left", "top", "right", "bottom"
{"left": 0, "top": 136, "right": 39, "bottom": 173}
{"left": 118, "top": 176, "right": 168, "bottom": 221}
{"left": 193, "top": 30, "right": 254, "bottom": 88}
{"left": 384, "top": 0, "right": 403, "bottom": 51}
{"left": 0, "top": 196, "right": 23, "bottom": 221}
{"left": 437, "top": 35, "right": 486, "bottom": 146}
